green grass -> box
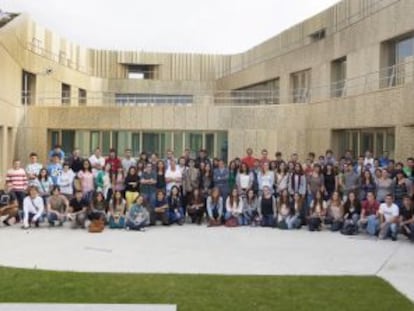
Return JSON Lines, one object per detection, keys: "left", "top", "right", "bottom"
{"left": 0, "top": 267, "right": 412, "bottom": 311}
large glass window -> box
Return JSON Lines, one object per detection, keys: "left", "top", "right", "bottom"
{"left": 61, "top": 130, "right": 75, "bottom": 156}
{"left": 126, "top": 64, "right": 159, "bottom": 80}
{"left": 230, "top": 78, "right": 280, "bottom": 105}
{"left": 331, "top": 57, "right": 347, "bottom": 97}
{"left": 334, "top": 128, "right": 394, "bottom": 158}
{"left": 291, "top": 69, "right": 311, "bottom": 103}
{"left": 48, "top": 130, "right": 228, "bottom": 160}
{"left": 61, "top": 83, "right": 71, "bottom": 105}
{"left": 90, "top": 131, "right": 100, "bottom": 154}
{"left": 131, "top": 133, "right": 141, "bottom": 157}
{"left": 381, "top": 33, "right": 414, "bottom": 87}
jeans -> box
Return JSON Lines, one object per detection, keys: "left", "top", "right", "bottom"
{"left": 401, "top": 223, "right": 414, "bottom": 241}
{"left": 379, "top": 222, "right": 398, "bottom": 240}
{"left": 47, "top": 212, "right": 65, "bottom": 225}
{"left": 169, "top": 207, "right": 185, "bottom": 225}
{"left": 360, "top": 215, "right": 379, "bottom": 236}
{"left": 286, "top": 214, "right": 302, "bottom": 229}
{"left": 126, "top": 218, "right": 147, "bottom": 230}
{"left": 261, "top": 214, "right": 275, "bottom": 227}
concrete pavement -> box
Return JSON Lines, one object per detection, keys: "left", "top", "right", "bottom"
{"left": 0, "top": 225, "right": 413, "bottom": 301}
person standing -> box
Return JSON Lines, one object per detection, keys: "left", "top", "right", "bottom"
{"left": 6, "top": 160, "right": 28, "bottom": 212}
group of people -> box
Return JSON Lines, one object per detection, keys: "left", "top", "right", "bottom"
{"left": 0, "top": 145, "right": 413, "bottom": 241}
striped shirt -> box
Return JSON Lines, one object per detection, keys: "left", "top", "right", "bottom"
{"left": 6, "top": 168, "right": 28, "bottom": 192}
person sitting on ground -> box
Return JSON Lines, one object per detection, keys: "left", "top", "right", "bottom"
{"left": 225, "top": 188, "right": 243, "bottom": 227}
{"left": 342, "top": 191, "right": 361, "bottom": 234}
{"left": 0, "top": 182, "right": 19, "bottom": 226}
{"left": 378, "top": 194, "right": 399, "bottom": 241}
{"left": 241, "top": 189, "right": 259, "bottom": 226}
{"left": 326, "top": 191, "right": 344, "bottom": 232}
{"left": 22, "top": 186, "right": 44, "bottom": 229}
{"left": 187, "top": 188, "right": 205, "bottom": 225}
{"left": 276, "top": 189, "right": 292, "bottom": 229}
{"left": 88, "top": 191, "right": 108, "bottom": 223}
{"left": 308, "top": 190, "right": 327, "bottom": 231}
{"left": 150, "top": 190, "right": 169, "bottom": 226}
{"left": 206, "top": 187, "right": 223, "bottom": 227}
{"left": 125, "top": 195, "right": 149, "bottom": 231}
{"left": 400, "top": 195, "right": 414, "bottom": 242}
{"left": 47, "top": 185, "right": 69, "bottom": 227}
{"left": 168, "top": 185, "right": 185, "bottom": 225}
{"left": 258, "top": 185, "right": 277, "bottom": 227}
{"left": 288, "top": 192, "right": 304, "bottom": 229}
{"left": 68, "top": 189, "right": 89, "bottom": 229}
{"left": 359, "top": 191, "right": 380, "bottom": 236}
{"left": 108, "top": 190, "right": 126, "bottom": 229}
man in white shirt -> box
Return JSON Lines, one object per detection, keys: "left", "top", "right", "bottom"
{"left": 121, "top": 148, "right": 137, "bottom": 174}
{"left": 26, "top": 152, "right": 43, "bottom": 186}
{"left": 23, "top": 186, "right": 44, "bottom": 229}
{"left": 379, "top": 194, "right": 399, "bottom": 241}
{"left": 88, "top": 147, "right": 105, "bottom": 174}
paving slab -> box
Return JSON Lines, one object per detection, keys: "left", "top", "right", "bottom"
{"left": 0, "top": 225, "right": 412, "bottom": 301}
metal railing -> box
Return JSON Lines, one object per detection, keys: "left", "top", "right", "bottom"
{"left": 19, "top": 59, "right": 414, "bottom": 107}
{"left": 214, "top": 59, "right": 414, "bottom": 106}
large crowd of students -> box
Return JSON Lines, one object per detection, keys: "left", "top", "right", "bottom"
{"left": 0, "top": 145, "right": 413, "bottom": 241}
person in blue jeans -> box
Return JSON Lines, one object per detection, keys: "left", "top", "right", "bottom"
{"left": 168, "top": 185, "right": 185, "bottom": 225}
{"left": 206, "top": 187, "right": 223, "bottom": 226}
{"left": 379, "top": 194, "right": 399, "bottom": 241}
{"left": 125, "top": 195, "right": 149, "bottom": 231}
{"left": 258, "top": 186, "right": 277, "bottom": 227}
{"left": 400, "top": 196, "right": 414, "bottom": 241}
{"left": 359, "top": 191, "right": 380, "bottom": 236}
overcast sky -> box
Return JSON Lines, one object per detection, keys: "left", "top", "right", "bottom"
{"left": 2, "top": 0, "right": 339, "bottom": 54}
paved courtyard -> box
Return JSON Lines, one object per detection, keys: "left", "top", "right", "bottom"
{"left": 0, "top": 225, "right": 413, "bottom": 301}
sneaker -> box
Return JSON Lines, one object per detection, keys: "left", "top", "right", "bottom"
{"left": 3, "top": 220, "right": 10, "bottom": 226}
{"left": 138, "top": 227, "right": 146, "bottom": 232}
{"left": 125, "top": 226, "right": 130, "bottom": 231}
{"left": 391, "top": 236, "right": 397, "bottom": 241}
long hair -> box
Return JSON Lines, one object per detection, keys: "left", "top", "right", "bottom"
{"left": 210, "top": 187, "right": 221, "bottom": 204}
{"left": 310, "top": 190, "right": 324, "bottom": 214}
{"left": 229, "top": 188, "right": 240, "bottom": 207}
{"left": 343, "top": 191, "right": 361, "bottom": 215}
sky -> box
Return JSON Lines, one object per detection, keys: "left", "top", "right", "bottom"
{"left": 1, "top": 0, "right": 340, "bottom": 54}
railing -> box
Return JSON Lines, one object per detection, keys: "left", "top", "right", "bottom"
{"left": 19, "top": 59, "right": 414, "bottom": 107}
{"left": 215, "top": 59, "right": 414, "bottom": 106}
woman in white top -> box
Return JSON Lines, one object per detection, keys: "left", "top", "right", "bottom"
{"left": 225, "top": 188, "right": 243, "bottom": 226}
{"left": 258, "top": 162, "right": 275, "bottom": 196}
{"left": 57, "top": 163, "right": 75, "bottom": 199}
{"left": 236, "top": 162, "right": 253, "bottom": 197}
{"left": 275, "top": 162, "right": 289, "bottom": 196}
{"left": 23, "top": 186, "right": 44, "bottom": 229}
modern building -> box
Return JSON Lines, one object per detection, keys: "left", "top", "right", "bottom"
{"left": 0, "top": 0, "right": 413, "bottom": 176}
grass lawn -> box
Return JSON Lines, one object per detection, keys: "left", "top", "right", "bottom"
{"left": 0, "top": 267, "right": 412, "bottom": 311}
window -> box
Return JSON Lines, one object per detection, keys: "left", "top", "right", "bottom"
{"left": 232, "top": 78, "right": 280, "bottom": 105}
{"left": 62, "top": 83, "right": 71, "bottom": 105}
{"left": 61, "top": 130, "right": 75, "bottom": 156}
{"left": 48, "top": 130, "right": 229, "bottom": 161}
{"left": 331, "top": 57, "right": 347, "bottom": 97}
{"left": 381, "top": 33, "right": 414, "bottom": 87}
{"left": 90, "top": 131, "right": 100, "bottom": 154}
{"left": 291, "top": 69, "right": 311, "bottom": 103}
{"left": 142, "top": 132, "right": 166, "bottom": 157}
{"left": 21, "top": 71, "right": 36, "bottom": 105}
{"left": 131, "top": 133, "right": 141, "bottom": 156}
{"left": 126, "top": 64, "right": 159, "bottom": 80}
{"left": 334, "top": 128, "right": 395, "bottom": 158}
{"left": 309, "top": 29, "right": 326, "bottom": 42}
{"left": 79, "top": 88, "right": 87, "bottom": 105}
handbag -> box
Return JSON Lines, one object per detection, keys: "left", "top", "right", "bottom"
{"left": 88, "top": 219, "right": 105, "bottom": 233}
{"left": 225, "top": 216, "right": 239, "bottom": 227}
